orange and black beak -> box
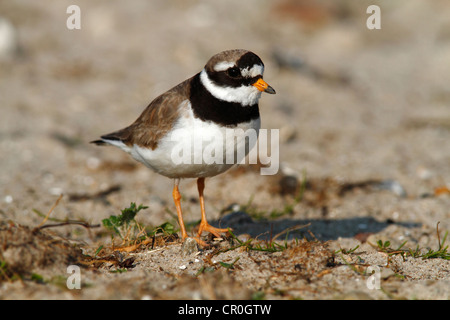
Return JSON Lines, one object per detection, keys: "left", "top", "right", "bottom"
{"left": 252, "top": 78, "right": 276, "bottom": 94}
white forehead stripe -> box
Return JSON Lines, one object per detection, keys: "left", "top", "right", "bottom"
{"left": 213, "top": 61, "right": 235, "bottom": 72}
{"left": 241, "top": 64, "right": 264, "bottom": 78}
{"left": 200, "top": 69, "right": 262, "bottom": 106}
{"left": 214, "top": 62, "right": 265, "bottom": 78}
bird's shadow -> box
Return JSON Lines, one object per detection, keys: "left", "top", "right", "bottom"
{"left": 211, "top": 211, "right": 421, "bottom": 242}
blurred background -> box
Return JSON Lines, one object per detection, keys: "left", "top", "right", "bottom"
{"left": 1, "top": 0, "right": 449, "bottom": 237}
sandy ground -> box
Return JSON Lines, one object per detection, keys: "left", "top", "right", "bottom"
{"left": 0, "top": 0, "right": 449, "bottom": 300}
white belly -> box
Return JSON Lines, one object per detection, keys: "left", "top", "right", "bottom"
{"left": 129, "top": 101, "right": 261, "bottom": 179}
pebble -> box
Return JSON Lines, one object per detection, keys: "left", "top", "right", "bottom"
{"left": 181, "top": 237, "right": 198, "bottom": 256}
{"left": 4, "top": 195, "right": 13, "bottom": 203}
{"left": 279, "top": 175, "right": 299, "bottom": 196}
{"left": 0, "top": 17, "right": 19, "bottom": 60}
{"left": 374, "top": 180, "right": 407, "bottom": 198}
{"left": 49, "top": 187, "right": 64, "bottom": 196}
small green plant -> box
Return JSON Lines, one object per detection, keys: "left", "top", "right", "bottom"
{"left": 369, "top": 223, "right": 449, "bottom": 260}
{"left": 102, "top": 202, "right": 148, "bottom": 242}
{"left": 101, "top": 202, "right": 178, "bottom": 250}
{"left": 408, "top": 224, "right": 449, "bottom": 260}
{"left": 0, "top": 260, "right": 12, "bottom": 282}
{"left": 94, "top": 245, "right": 104, "bottom": 257}
{"left": 251, "top": 291, "right": 266, "bottom": 300}
{"left": 223, "top": 230, "right": 290, "bottom": 253}
{"left": 31, "top": 273, "right": 45, "bottom": 284}
{"left": 335, "top": 244, "right": 360, "bottom": 255}
{"left": 110, "top": 268, "right": 128, "bottom": 274}
{"left": 376, "top": 240, "right": 391, "bottom": 251}
{"left": 147, "top": 221, "right": 176, "bottom": 237}
{"left": 218, "top": 257, "right": 240, "bottom": 270}
{"left": 195, "top": 266, "right": 216, "bottom": 276}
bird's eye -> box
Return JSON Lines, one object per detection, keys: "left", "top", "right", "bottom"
{"left": 227, "top": 67, "right": 240, "bottom": 78}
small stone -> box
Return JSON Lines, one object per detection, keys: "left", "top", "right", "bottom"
{"left": 4, "top": 195, "right": 13, "bottom": 203}
{"left": 0, "top": 17, "right": 19, "bottom": 60}
{"left": 375, "top": 180, "right": 407, "bottom": 197}
{"left": 237, "top": 234, "right": 252, "bottom": 243}
{"left": 181, "top": 237, "right": 198, "bottom": 256}
{"left": 279, "top": 175, "right": 299, "bottom": 196}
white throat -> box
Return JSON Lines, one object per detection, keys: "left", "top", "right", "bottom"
{"left": 200, "top": 69, "right": 262, "bottom": 106}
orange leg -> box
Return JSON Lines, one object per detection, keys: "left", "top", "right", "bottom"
{"left": 172, "top": 179, "right": 188, "bottom": 241}
{"left": 196, "top": 177, "right": 230, "bottom": 238}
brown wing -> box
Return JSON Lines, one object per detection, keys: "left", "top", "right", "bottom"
{"left": 92, "top": 76, "right": 193, "bottom": 150}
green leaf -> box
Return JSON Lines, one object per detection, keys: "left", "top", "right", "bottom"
{"left": 31, "top": 273, "right": 45, "bottom": 283}
{"left": 149, "top": 222, "right": 176, "bottom": 236}
{"left": 95, "top": 245, "right": 104, "bottom": 257}
{"left": 218, "top": 257, "right": 240, "bottom": 269}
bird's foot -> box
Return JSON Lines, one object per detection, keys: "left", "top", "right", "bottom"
{"left": 197, "top": 221, "right": 231, "bottom": 239}
{"left": 180, "top": 223, "right": 231, "bottom": 248}
{"left": 191, "top": 236, "right": 209, "bottom": 247}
